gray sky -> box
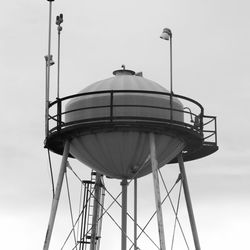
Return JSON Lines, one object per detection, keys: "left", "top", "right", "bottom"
{"left": 0, "top": 0, "right": 250, "bottom": 249}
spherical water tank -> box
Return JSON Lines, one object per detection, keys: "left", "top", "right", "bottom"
{"left": 65, "top": 69, "right": 185, "bottom": 179}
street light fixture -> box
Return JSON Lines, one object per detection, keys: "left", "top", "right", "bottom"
{"left": 160, "top": 27, "right": 173, "bottom": 120}
{"left": 160, "top": 28, "right": 172, "bottom": 41}
{"left": 160, "top": 28, "right": 173, "bottom": 94}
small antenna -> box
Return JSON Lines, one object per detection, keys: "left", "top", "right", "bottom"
{"left": 56, "top": 13, "right": 63, "bottom": 99}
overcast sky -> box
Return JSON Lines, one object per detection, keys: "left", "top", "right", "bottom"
{"left": 0, "top": 0, "right": 250, "bottom": 249}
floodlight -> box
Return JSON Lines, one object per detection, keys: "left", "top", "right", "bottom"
{"left": 160, "top": 28, "right": 172, "bottom": 40}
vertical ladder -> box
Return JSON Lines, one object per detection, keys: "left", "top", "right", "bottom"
{"left": 78, "top": 174, "right": 95, "bottom": 250}
{"left": 78, "top": 171, "right": 104, "bottom": 250}
{"left": 85, "top": 171, "right": 97, "bottom": 249}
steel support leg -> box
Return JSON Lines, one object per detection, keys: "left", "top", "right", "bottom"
{"left": 96, "top": 183, "right": 105, "bottom": 250}
{"left": 178, "top": 154, "right": 201, "bottom": 250}
{"left": 90, "top": 173, "right": 102, "bottom": 250}
{"left": 121, "top": 179, "right": 128, "bottom": 250}
{"left": 134, "top": 178, "right": 137, "bottom": 250}
{"left": 43, "top": 140, "right": 70, "bottom": 250}
{"left": 149, "top": 133, "right": 166, "bottom": 250}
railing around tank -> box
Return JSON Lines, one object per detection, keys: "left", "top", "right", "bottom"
{"left": 47, "top": 90, "right": 217, "bottom": 145}
{"left": 202, "top": 115, "right": 217, "bottom": 145}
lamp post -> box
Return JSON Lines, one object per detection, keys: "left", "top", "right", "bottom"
{"left": 160, "top": 28, "right": 173, "bottom": 120}
{"left": 160, "top": 28, "right": 173, "bottom": 94}
{"left": 56, "top": 13, "right": 63, "bottom": 99}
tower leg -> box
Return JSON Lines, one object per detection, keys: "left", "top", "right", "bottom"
{"left": 178, "top": 154, "right": 201, "bottom": 250}
{"left": 43, "top": 140, "right": 70, "bottom": 250}
{"left": 90, "top": 173, "right": 102, "bottom": 250}
{"left": 121, "top": 179, "right": 128, "bottom": 250}
{"left": 134, "top": 178, "right": 137, "bottom": 250}
{"left": 96, "top": 183, "right": 105, "bottom": 250}
{"left": 149, "top": 133, "right": 166, "bottom": 250}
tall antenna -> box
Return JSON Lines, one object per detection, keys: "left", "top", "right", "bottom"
{"left": 45, "top": 0, "right": 55, "bottom": 137}
{"left": 43, "top": 1, "right": 56, "bottom": 250}
{"left": 56, "top": 13, "right": 63, "bottom": 98}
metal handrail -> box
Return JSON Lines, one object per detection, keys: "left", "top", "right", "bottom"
{"left": 203, "top": 115, "right": 216, "bottom": 126}
{"left": 54, "top": 104, "right": 198, "bottom": 119}
{"left": 49, "top": 106, "right": 202, "bottom": 133}
{"left": 47, "top": 90, "right": 217, "bottom": 145}
{"left": 49, "top": 90, "right": 204, "bottom": 110}
{"left": 49, "top": 90, "right": 204, "bottom": 122}
{"left": 203, "top": 131, "right": 216, "bottom": 141}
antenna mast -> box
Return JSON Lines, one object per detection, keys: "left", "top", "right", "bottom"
{"left": 45, "top": 0, "right": 55, "bottom": 137}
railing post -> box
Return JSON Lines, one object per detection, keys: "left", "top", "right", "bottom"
{"left": 170, "top": 93, "right": 173, "bottom": 122}
{"left": 214, "top": 117, "right": 217, "bottom": 145}
{"left": 200, "top": 108, "right": 204, "bottom": 132}
{"left": 110, "top": 91, "right": 114, "bottom": 122}
{"left": 57, "top": 98, "right": 62, "bottom": 131}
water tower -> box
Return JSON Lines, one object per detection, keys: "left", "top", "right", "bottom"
{"left": 42, "top": 2, "right": 218, "bottom": 250}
